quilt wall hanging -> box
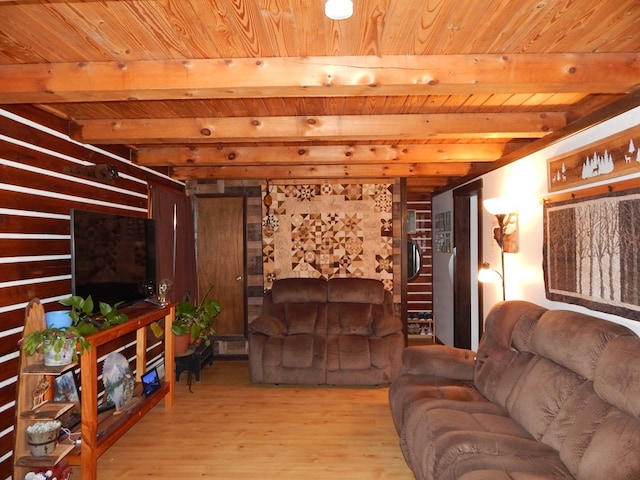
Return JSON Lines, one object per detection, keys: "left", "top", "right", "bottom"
{"left": 543, "top": 182, "right": 640, "bottom": 320}
{"left": 262, "top": 181, "right": 394, "bottom": 291}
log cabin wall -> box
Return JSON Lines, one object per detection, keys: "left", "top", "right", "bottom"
{"left": 0, "top": 106, "right": 182, "bottom": 478}
{"left": 407, "top": 193, "right": 434, "bottom": 321}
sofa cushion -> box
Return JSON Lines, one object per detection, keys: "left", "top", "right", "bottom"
{"left": 529, "top": 309, "right": 631, "bottom": 380}
{"left": 506, "top": 356, "right": 584, "bottom": 441}
{"left": 333, "top": 303, "right": 373, "bottom": 335}
{"left": 335, "top": 335, "right": 371, "bottom": 370}
{"left": 272, "top": 277, "right": 327, "bottom": 303}
{"left": 249, "top": 314, "right": 286, "bottom": 336}
{"left": 327, "top": 278, "right": 385, "bottom": 304}
{"left": 373, "top": 314, "right": 403, "bottom": 337}
{"left": 284, "top": 303, "right": 323, "bottom": 334}
{"left": 282, "top": 335, "right": 315, "bottom": 368}
{"left": 593, "top": 335, "right": 640, "bottom": 418}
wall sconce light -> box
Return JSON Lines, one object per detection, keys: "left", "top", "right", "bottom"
{"left": 325, "top": 0, "right": 353, "bottom": 20}
{"left": 480, "top": 197, "right": 517, "bottom": 301}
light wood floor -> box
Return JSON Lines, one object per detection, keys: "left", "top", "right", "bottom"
{"left": 90, "top": 361, "right": 414, "bottom": 479}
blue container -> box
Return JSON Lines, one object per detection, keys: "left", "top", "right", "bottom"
{"left": 45, "top": 310, "right": 72, "bottom": 329}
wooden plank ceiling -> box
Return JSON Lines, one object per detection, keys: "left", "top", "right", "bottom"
{"left": 0, "top": 0, "right": 638, "bottom": 192}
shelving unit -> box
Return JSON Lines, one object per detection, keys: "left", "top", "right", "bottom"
{"left": 14, "top": 299, "right": 175, "bottom": 480}
{"left": 407, "top": 314, "right": 435, "bottom": 343}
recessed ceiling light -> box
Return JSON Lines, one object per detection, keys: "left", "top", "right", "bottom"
{"left": 325, "top": 0, "right": 353, "bottom": 21}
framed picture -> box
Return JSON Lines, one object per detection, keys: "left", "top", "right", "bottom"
{"left": 141, "top": 368, "right": 161, "bottom": 397}
{"left": 54, "top": 370, "right": 80, "bottom": 403}
{"left": 407, "top": 210, "right": 416, "bottom": 234}
{"left": 547, "top": 124, "right": 640, "bottom": 191}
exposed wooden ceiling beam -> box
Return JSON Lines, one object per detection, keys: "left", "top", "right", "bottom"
{"left": 72, "top": 112, "right": 564, "bottom": 144}
{"left": 0, "top": 54, "right": 637, "bottom": 104}
{"left": 170, "top": 162, "right": 474, "bottom": 181}
{"left": 134, "top": 143, "right": 520, "bottom": 166}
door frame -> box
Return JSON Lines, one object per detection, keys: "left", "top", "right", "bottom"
{"left": 453, "top": 180, "right": 484, "bottom": 349}
{"left": 194, "top": 193, "right": 248, "bottom": 359}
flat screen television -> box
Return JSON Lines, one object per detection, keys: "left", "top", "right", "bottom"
{"left": 71, "top": 209, "right": 157, "bottom": 311}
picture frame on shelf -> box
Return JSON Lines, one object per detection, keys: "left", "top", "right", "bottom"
{"left": 54, "top": 370, "right": 80, "bottom": 403}
{"left": 141, "top": 368, "right": 161, "bottom": 397}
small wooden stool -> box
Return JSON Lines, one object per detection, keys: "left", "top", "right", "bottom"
{"left": 175, "top": 339, "right": 214, "bottom": 386}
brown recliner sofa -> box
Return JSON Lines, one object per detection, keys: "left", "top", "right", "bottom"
{"left": 389, "top": 300, "right": 640, "bottom": 480}
{"left": 249, "top": 277, "right": 404, "bottom": 385}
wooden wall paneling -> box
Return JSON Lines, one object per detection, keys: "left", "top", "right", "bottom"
{"left": 0, "top": 214, "right": 70, "bottom": 235}
{"left": 0, "top": 103, "right": 183, "bottom": 479}
{"left": 0, "top": 259, "right": 71, "bottom": 284}
{"left": 0, "top": 161, "right": 148, "bottom": 210}
{"left": 0, "top": 279, "right": 71, "bottom": 309}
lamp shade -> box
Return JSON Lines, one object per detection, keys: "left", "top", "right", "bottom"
{"left": 483, "top": 197, "right": 514, "bottom": 216}
{"left": 325, "top": 0, "right": 353, "bottom": 20}
{"left": 478, "top": 262, "right": 502, "bottom": 283}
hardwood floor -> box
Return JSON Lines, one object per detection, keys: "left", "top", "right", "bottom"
{"left": 88, "top": 361, "right": 414, "bottom": 479}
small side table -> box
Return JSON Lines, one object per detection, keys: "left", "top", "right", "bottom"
{"left": 175, "top": 339, "right": 214, "bottom": 387}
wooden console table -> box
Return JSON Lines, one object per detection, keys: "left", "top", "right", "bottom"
{"left": 14, "top": 301, "right": 175, "bottom": 480}
{"left": 72, "top": 302, "right": 175, "bottom": 480}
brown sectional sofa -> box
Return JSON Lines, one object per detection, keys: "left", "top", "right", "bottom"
{"left": 389, "top": 300, "right": 640, "bottom": 480}
{"left": 249, "top": 277, "right": 404, "bottom": 385}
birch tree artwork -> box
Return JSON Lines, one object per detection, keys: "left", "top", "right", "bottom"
{"left": 544, "top": 189, "right": 640, "bottom": 320}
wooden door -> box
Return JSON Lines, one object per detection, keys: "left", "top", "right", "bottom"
{"left": 195, "top": 196, "right": 246, "bottom": 345}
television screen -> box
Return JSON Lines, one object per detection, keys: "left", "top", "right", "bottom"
{"left": 71, "top": 209, "right": 156, "bottom": 311}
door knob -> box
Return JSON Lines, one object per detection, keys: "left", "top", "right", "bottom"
{"left": 236, "top": 275, "right": 242, "bottom": 281}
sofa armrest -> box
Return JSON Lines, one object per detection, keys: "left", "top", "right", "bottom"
{"left": 249, "top": 315, "right": 287, "bottom": 336}
{"left": 402, "top": 345, "right": 476, "bottom": 380}
{"left": 373, "top": 315, "right": 403, "bottom": 337}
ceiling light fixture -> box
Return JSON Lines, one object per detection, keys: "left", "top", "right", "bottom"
{"left": 325, "top": 0, "right": 353, "bottom": 20}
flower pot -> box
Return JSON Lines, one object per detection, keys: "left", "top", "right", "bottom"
{"left": 45, "top": 310, "right": 72, "bottom": 329}
{"left": 44, "top": 339, "right": 74, "bottom": 366}
{"left": 26, "top": 421, "right": 61, "bottom": 457}
{"left": 173, "top": 332, "right": 191, "bottom": 356}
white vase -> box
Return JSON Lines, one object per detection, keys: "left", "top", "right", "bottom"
{"left": 44, "top": 339, "right": 74, "bottom": 366}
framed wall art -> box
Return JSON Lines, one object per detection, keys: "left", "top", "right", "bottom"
{"left": 548, "top": 125, "right": 640, "bottom": 192}
{"left": 543, "top": 180, "right": 640, "bottom": 320}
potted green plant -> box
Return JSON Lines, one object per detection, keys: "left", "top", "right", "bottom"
{"left": 20, "top": 326, "right": 91, "bottom": 366}
{"left": 59, "top": 295, "right": 129, "bottom": 335}
{"left": 171, "top": 285, "right": 221, "bottom": 353}
{"left": 20, "top": 295, "right": 129, "bottom": 366}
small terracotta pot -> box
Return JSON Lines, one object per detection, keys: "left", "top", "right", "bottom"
{"left": 173, "top": 333, "right": 191, "bottom": 355}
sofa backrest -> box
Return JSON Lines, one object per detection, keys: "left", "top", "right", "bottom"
{"left": 327, "top": 278, "right": 392, "bottom": 335}
{"left": 476, "top": 301, "right": 640, "bottom": 480}
{"left": 265, "top": 278, "right": 328, "bottom": 335}
{"left": 327, "top": 278, "right": 385, "bottom": 304}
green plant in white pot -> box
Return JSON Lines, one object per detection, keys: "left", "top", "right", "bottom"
{"left": 20, "top": 326, "right": 91, "bottom": 366}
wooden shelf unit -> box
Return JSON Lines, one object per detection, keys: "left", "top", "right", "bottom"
{"left": 407, "top": 317, "right": 435, "bottom": 342}
{"left": 14, "top": 299, "right": 175, "bottom": 480}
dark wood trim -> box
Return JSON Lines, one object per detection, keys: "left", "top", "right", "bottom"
{"left": 453, "top": 179, "right": 484, "bottom": 348}
{"left": 438, "top": 87, "right": 640, "bottom": 195}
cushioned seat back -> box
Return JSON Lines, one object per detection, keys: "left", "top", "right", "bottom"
{"left": 269, "top": 278, "right": 328, "bottom": 335}
{"left": 272, "top": 278, "right": 327, "bottom": 303}
{"left": 473, "top": 301, "right": 547, "bottom": 405}
{"left": 497, "top": 309, "right": 640, "bottom": 480}
{"left": 327, "top": 278, "right": 385, "bottom": 304}
{"left": 327, "top": 278, "right": 386, "bottom": 335}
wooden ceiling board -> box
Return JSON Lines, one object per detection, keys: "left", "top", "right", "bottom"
{"left": 0, "top": 0, "right": 638, "bottom": 190}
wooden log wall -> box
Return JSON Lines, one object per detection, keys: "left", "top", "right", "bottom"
{"left": 0, "top": 106, "right": 182, "bottom": 478}
{"left": 407, "top": 193, "right": 433, "bottom": 320}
